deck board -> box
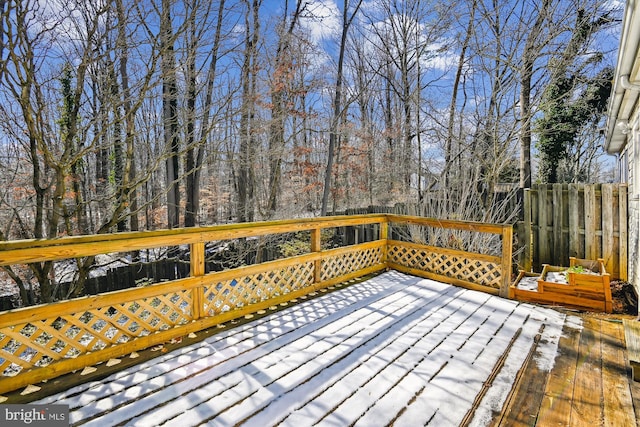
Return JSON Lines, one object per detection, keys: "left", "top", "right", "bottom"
{"left": 492, "top": 326, "right": 546, "bottom": 426}
{"left": 31, "top": 271, "right": 635, "bottom": 426}
{"left": 523, "top": 315, "right": 636, "bottom": 427}
{"left": 601, "top": 318, "right": 637, "bottom": 427}
{"left": 536, "top": 317, "right": 581, "bottom": 427}
{"left": 571, "top": 317, "right": 604, "bottom": 425}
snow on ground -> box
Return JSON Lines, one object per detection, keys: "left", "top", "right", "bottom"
{"left": 35, "top": 271, "right": 565, "bottom": 426}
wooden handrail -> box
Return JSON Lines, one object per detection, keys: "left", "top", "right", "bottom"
{"left": 0, "top": 214, "right": 388, "bottom": 265}
{"left": 385, "top": 213, "right": 510, "bottom": 234}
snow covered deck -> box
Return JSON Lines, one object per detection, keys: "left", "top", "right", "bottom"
{"left": 32, "top": 271, "right": 636, "bottom": 426}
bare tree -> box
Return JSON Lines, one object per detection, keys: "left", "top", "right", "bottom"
{"left": 321, "top": 0, "right": 363, "bottom": 216}
{"left": 444, "top": 0, "right": 475, "bottom": 191}
{"left": 184, "top": 0, "right": 227, "bottom": 227}
{"left": 266, "top": 0, "right": 305, "bottom": 217}
{"left": 536, "top": 3, "right": 617, "bottom": 183}
{"left": 518, "top": 0, "right": 550, "bottom": 189}
{"left": 115, "top": 0, "right": 139, "bottom": 232}
{"left": 0, "top": 0, "right": 6, "bottom": 81}
{"left": 0, "top": 1, "right": 117, "bottom": 301}
{"left": 237, "top": 0, "right": 261, "bottom": 222}
{"left": 161, "top": 0, "right": 181, "bottom": 229}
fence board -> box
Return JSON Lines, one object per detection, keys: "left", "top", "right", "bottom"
{"left": 519, "top": 183, "right": 628, "bottom": 280}
{"left": 553, "top": 185, "right": 565, "bottom": 261}
{"left": 569, "top": 184, "right": 581, "bottom": 259}
{"left": 523, "top": 190, "right": 533, "bottom": 271}
{"left": 538, "top": 184, "right": 551, "bottom": 266}
{"left": 585, "top": 185, "right": 597, "bottom": 260}
{"left": 603, "top": 185, "right": 615, "bottom": 277}
{"left": 620, "top": 185, "right": 629, "bottom": 281}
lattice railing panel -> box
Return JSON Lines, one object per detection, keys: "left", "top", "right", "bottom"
{"left": 321, "top": 247, "right": 383, "bottom": 281}
{"left": 203, "top": 261, "right": 315, "bottom": 316}
{"left": 388, "top": 244, "right": 501, "bottom": 289}
{"left": 0, "top": 289, "right": 194, "bottom": 377}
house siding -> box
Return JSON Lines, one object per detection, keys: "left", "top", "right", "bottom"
{"left": 626, "top": 123, "right": 640, "bottom": 293}
{"left": 605, "top": 1, "right": 640, "bottom": 297}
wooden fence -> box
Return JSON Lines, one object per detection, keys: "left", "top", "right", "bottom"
{"left": 517, "top": 183, "right": 628, "bottom": 279}
{"left": 0, "top": 214, "right": 513, "bottom": 395}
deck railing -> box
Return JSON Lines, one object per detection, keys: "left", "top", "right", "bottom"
{"left": 0, "top": 214, "right": 512, "bottom": 395}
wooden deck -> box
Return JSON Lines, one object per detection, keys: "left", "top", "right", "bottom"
{"left": 499, "top": 311, "right": 638, "bottom": 426}
{"left": 27, "top": 271, "right": 638, "bottom": 426}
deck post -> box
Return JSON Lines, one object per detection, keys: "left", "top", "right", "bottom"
{"left": 311, "top": 228, "right": 322, "bottom": 283}
{"left": 190, "top": 241, "right": 205, "bottom": 319}
{"left": 500, "top": 225, "right": 513, "bottom": 298}
{"left": 380, "top": 219, "right": 389, "bottom": 267}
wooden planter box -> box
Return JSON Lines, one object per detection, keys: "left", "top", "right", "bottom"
{"left": 510, "top": 258, "right": 612, "bottom": 313}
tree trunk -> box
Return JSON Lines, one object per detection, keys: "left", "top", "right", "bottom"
{"left": 116, "top": 0, "right": 138, "bottom": 232}
{"left": 184, "top": 0, "right": 226, "bottom": 226}
{"left": 321, "top": 0, "right": 363, "bottom": 216}
{"left": 519, "top": 0, "right": 549, "bottom": 189}
{"left": 238, "top": 0, "right": 260, "bottom": 222}
{"left": 445, "top": 0, "right": 475, "bottom": 191}
{"left": 267, "top": 1, "right": 303, "bottom": 217}
{"left": 161, "top": 0, "right": 180, "bottom": 230}
{"left": 184, "top": 2, "right": 198, "bottom": 227}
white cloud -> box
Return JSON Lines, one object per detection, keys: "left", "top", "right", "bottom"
{"left": 363, "top": 14, "right": 456, "bottom": 73}
{"left": 603, "top": 0, "right": 625, "bottom": 10}
{"left": 422, "top": 41, "right": 458, "bottom": 73}
{"left": 32, "top": 0, "right": 109, "bottom": 61}
{"left": 300, "top": 0, "right": 341, "bottom": 42}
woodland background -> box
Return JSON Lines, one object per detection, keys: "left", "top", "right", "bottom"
{"left": 0, "top": 0, "right": 622, "bottom": 305}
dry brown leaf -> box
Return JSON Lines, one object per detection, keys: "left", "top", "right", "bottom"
{"left": 81, "top": 366, "right": 97, "bottom": 376}
{"left": 20, "top": 384, "right": 41, "bottom": 395}
{"left": 106, "top": 358, "right": 121, "bottom": 367}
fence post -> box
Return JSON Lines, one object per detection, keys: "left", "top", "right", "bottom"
{"left": 500, "top": 225, "right": 513, "bottom": 298}
{"left": 538, "top": 184, "right": 550, "bottom": 270}
{"left": 620, "top": 185, "right": 629, "bottom": 281}
{"left": 311, "top": 228, "right": 322, "bottom": 284}
{"left": 602, "top": 184, "right": 615, "bottom": 275}
{"left": 568, "top": 184, "right": 581, "bottom": 259}
{"left": 552, "top": 184, "right": 567, "bottom": 265}
{"left": 190, "top": 241, "right": 205, "bottom": 319}
{"left": 585, "top": 185, "right": 598, "bottom": 260}
{"left": 523, "top": 189, "right": 532, "bottom": 271}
